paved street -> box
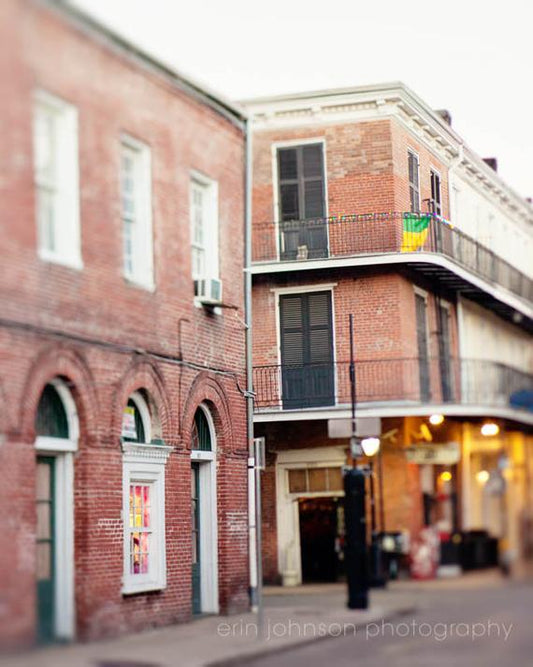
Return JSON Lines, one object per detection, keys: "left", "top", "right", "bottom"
{"left": 247, "top": 576, "right": 533, "bottom": 667}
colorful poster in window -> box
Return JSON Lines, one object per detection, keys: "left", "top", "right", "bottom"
{"left": 122, "top": 406, "right": 137, "bottom": 440}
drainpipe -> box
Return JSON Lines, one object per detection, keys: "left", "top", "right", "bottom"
{"left": 244, "top": 117, "right": 259, "bottom": 611}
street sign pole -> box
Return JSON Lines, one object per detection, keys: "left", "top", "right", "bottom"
{"left": 345, "top": 314, "right": 369, "bottom": 609}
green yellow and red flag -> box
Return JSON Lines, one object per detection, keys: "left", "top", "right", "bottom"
{"left": 401, "top": 213, "right": 432, "bottom": 253}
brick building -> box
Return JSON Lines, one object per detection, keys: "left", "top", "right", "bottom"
{"left": 244, "top": 84, "right": 533, "bottom": 586}
{"left": 0, "top": 0, "right": 249, "bottom": 648}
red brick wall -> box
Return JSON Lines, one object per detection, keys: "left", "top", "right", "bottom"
{"left": 252, "top": 272, "right": 458, "bottom": 406}
{"left": 0, "top": 0, "right": 248, "bottom": 648}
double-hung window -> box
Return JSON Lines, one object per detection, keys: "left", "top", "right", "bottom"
{"left": 408, "top": 151, "right": 420, "bottom": 213}
{"left": 33, "top": 90, "right": 81, "bottom": 268}
{"left": 190, "top": 173, "right": 218, "bottom": 284}
{"left": 120, "top": 137, "right": 154, "bottom": 289}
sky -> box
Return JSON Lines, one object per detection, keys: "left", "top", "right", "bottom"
{"left": 71, "top": 0, "right": 533, "bottom": 201}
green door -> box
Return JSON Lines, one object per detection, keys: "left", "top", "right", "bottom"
{"left": 191, "top": 463, "right": 201, "bottom": 614}
{"left": 36, "top": 457, "right": 55, "bottom": 643}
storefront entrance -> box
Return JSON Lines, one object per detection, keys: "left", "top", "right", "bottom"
{"left": 299, "top": 497, "right": 344, "bottom": 582}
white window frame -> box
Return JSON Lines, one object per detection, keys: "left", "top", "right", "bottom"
{"left": 121, "top": 392, "right": 171, "bottom": 595}
{"left": 34, "top": 378, "right": 79, "bottom": 640}
{"left": 190, "top": 171, "right": 219, "bottom": 282}
{"left": 120, "top": 135, "right": 154, "bottom": 290}
{"left": 33, "top": 90, "right": 81, "bottom": 269}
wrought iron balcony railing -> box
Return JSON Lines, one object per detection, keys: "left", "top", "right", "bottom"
{"left": 252, "top": 358, "right": 533, "bottom": 412}
{"left": 251, "top": 212, "right": 532, "bottom": 304}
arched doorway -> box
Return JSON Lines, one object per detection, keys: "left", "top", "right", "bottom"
{"left": 190, "top": 405, "right": 218, "bottom": 614}
{"left": 34, "top": 379, "right": 78, "bottom": 642}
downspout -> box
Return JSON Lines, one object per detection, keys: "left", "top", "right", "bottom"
{"left": 244, "top": 117, "right": 258, "bottom": 610}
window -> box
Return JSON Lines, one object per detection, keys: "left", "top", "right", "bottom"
{"left": 121, "top": 391, "right": 171, "bottom": 594}
{"left": 279, "top": 291, "right": 334, "bottom": 408}
{"left": 33, "top": 90, "right": 81, "bottom": 268}
{"left": 190, "top": 174, "right": 218, "bottom": 284}
{"left": 120, "top": 137, "right": 154, "bottom": 288}
{"left": 408, "top": 151, "right": 420, "bottom": 213}
{"left": 276, "top": 143, "right": 327, "bottom": 260}
{"left": 277, "top": 144, "right": 325, "bottom": 221}
{"left": 430, "top": 170, "right": 442, "bottom": 216}
{"left": 288, "top": 467, "right": 343, "bottom": 493}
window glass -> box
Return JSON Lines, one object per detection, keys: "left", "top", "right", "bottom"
{"left": 129, "top": 483, "right": 151, "bottom": 575}
{"left": 191, "top": 408, "right": 212, "bottom": 451}
{"left": 35, "top": 384, "right": 69, "bottom": 439}
{"left": 122, "top": 398, "right": 146, "bottom": 443}
{"left": 33, "top": 92, "right": 80, "bottom": 266}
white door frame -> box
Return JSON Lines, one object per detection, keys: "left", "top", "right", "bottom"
{"left": 34, "top": 379, "right": 78, "bottom": 640}
{"left": 275, "top": 446, "right": 347, "bottom": 586}
{"left": 190, "top": 405, "right": 219, "bottom": 613}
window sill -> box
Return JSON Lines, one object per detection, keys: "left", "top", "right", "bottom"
{"left": 124, "top": 275, "right": 156, "bottom": 293}
{"left": 122, "top": 580, "right": 166, "bottom": 596}
{"left": 38, "top": 249, "right": 83, "bottom": 271}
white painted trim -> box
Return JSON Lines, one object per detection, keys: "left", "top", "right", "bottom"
{"left": 190, "top": 403, "right": 219, "bottom": 614}
{"left": 54, "top": 453, "right": 75, "bottom": 639}
{"left": 34, "top": 379, "right": 79, "bottom": 640}
{"left": 253, "top": 402, "right": 533, "bottom": 426}
{"left": 120, "top": 134, "right": 154, "bottom": 290}
{"left": 35, "top": 436, "right": 77, "bottom": 453}
{"left": 121, "top": 455, "right": 168, "bottom": 595}
{"left": 190, "top": 170, "right": 220, "bottom": 281}
{"left": 251, "top": 252, "right": 533, "bottom": 321}
{"left": 276, "top": 446, "right": 347, "bottom": 586}
{"left": 270, "top": 282, "right": 338, "bottom": 296}
{"left": 33, "top": 89, "right": 82, "bottom": 270}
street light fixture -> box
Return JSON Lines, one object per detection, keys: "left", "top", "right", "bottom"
{"left": 481, "top": 422, "right": 499, "bottom": 437}
{"left": 429, "top": 414, "right": 445, "bottom": 426}
{"left": 361, "top": 437, "right": 380, "bottom": 457}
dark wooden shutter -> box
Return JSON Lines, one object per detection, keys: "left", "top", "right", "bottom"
{"left": 307, "top": 292, "right": 333, "bottom": 364}
{"left": 280, "top": 292, "right": 334, "bottom": 408}
{"left": 278, "top": 144, "right": 327, "bottom": 260}
{"left": 415, "top": 294, "right": 430, "bottom": 401}
{"left": 302, "top": 145, "right": 325, "bottom": 218}
{"left": 438, "top": 305, "right": 453, "bottom": 401}
{"left": 430, "top": 171, "right": 442, "bottom": 216}
{"left": 280, "top": 295, "right": 304, "bottom": 365}
{"left": 409, "top": 152, "right": 420, "bottom": 213}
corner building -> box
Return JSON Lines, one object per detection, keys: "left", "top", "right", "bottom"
{"left": 244, "top": 84, "right": 533, "bottom": 586}
{"left": 0, "top": 0, "right": 248, "bottom": 647}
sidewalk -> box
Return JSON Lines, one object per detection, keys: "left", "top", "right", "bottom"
{"left": 0, "top": 584, "right": 417, "bottom": 667}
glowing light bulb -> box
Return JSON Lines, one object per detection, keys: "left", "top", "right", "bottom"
{"left": 476, "top": 470, "right": 489, "bottom": 484}
{"left": 429, "top": 414, "right": 444, "bottom": 426}
{"left": 481, "top": 422, "right": 499, "bottom": 437}
{"left": 440, "top": 471, "right": 452, "bottom": 482}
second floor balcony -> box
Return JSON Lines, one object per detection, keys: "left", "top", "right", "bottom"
{"left": 252, "top": 358, "right": 533, "bottom": 423}
{"left": 251, "top": 213, "right": 533, "bottom": 324}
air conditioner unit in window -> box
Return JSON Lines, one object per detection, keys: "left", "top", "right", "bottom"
{"left": 194, "top": 277, "right": 223, "bottom": 305}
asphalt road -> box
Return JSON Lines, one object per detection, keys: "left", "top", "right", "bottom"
{"left": 248, "top": 579, "right": 533, "bottom": 667}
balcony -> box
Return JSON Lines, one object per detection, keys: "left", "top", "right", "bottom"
{"left": 252, "top": 358, "right": 533, "bottom": 421}
{"left": 252, "top": 213, "right": 533, "bottom": 327}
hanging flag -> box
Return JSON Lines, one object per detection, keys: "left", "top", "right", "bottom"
{"left": 401, "top": 213, "right": 432, "bottom": 252}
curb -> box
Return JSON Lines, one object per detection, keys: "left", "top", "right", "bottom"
{"left": 206, "top": 605, "right": 417, "bottom": 667}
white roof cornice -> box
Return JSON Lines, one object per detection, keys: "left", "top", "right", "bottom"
{"left": 243, "top": 82, "right": 533, "bottom": 224}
